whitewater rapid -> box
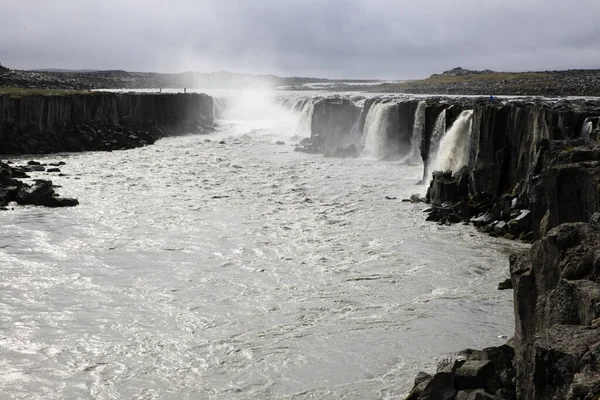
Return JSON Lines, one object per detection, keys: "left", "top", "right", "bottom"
{"left": 0, "top": 92, "right": 525, "bottom": 399}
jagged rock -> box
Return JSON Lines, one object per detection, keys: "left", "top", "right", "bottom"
{"left": 493, "top": 221, "right": 507, "bottom": 236}
{"left": 416, "top": 371, "right": 456, "bottom": 400}
{"left": 497, "top": 279, "right": 513, "bottom": 290}
{"left": 512, "top": 222, "right": 600, "bottom": 399}
{"left": 16, "top": 180, "right": 55, "bottom": 205}
{"left": 455, "top": 361, "right": 495, "bottom": 390}
{"left": 406, "top": 372, "right": 433, "bottom": 400}
{"left": 471, "top": 211, "right": 494, "bottom": 227}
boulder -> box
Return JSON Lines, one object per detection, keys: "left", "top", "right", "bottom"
{"left": 454, "top": 361, "right": 495, "bottom": 390}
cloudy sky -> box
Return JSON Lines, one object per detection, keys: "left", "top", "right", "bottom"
{"left": 1, "top": 0, "right": 599, "bottom": 79}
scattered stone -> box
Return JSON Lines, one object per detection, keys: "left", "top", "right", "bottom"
{"left": 386, "top": 196, "right": 398, "bottom": 200}
{"left": 47, "top": 168, "right": 61, "bottom": 173}
{"left": 275, "top": 141, "right": 285, "bottom": 145}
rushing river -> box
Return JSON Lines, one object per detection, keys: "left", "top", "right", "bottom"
{"left": 0, "top": 91, "right": 524, "bottom": 399}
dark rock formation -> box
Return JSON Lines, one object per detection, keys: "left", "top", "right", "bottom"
{"left": 0, "top": 161, "right": 77, "bottom": 208}
{"left": 406, "top": 344, "right": 517, "bottom": 399}
{"left": 510, "top": 221, "right": 600, "bottom": 399}
{"left": 309, "top": 98, "right": 361, "bottom": 153}
{"left": 406, "top": 98, "right": 600, "bottom": 399}
{"left": 0, "top": 92, "right": 214, "bottom": 155}
{"left": 424, "top": 99, "right": 600, "bottom": 241}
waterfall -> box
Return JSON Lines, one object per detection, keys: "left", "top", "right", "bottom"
{"left": 582, "top": 118, "right": 593, "bottom": 140}
{"left": 406, "top": 101, "right": 426, "bottom": 163}
{"left": 432, "top": 109, "right": 447, "bottom": 150}
{"left": 433, "top": 110, "right": 474, "bottom": 174}
{"left": 294, "top": 98, "right": 315, "bottom": 137}
{"left": 362, "top": 101, "right": 397, "bottom": 159}
{"left": 213, "top": 97, "right": 228, "bottom": 119}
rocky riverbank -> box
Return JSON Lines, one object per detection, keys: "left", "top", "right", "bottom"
{"left": 0, "top": 160, "right": 78, "bottom": 209}
{"left": 0, "top": 91, "right": 214, "bottom": 155}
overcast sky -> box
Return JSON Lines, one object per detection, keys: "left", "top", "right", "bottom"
{"left": 1, "top": 0, "right": 599, "bottom": 79}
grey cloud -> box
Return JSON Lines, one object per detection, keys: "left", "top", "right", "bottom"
{"left": 0, "top": 0, "right": 598, "bottom": 78}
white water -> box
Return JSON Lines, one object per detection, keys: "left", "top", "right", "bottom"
{"left": 582, "top": 118, "right": 595, "bottom": 140}
{"left": 434, "top": 110, "right": 474, "bottom": 174}
{"left": 0, "top": 91, "right": 525, "bottom": 399}
{"left": 406, "top": 101, "right": 426, "bottom": 163}
{"left": 362, "top": 101, "right": 398, "bottom": 159}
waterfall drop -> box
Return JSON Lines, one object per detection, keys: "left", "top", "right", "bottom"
{"left": 362, "top": 101, "right": 397, "bottom": 159}
{"left": 406, "top": 101, "right": 426, "bottom": 163}
{"left": 433, "top": 110, "right": 474, "bottom": 174}
{"left": 582, "top": 118, "right": 593, "bottom": 140}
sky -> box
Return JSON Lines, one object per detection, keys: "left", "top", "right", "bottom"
{"left": 1, "top": 0, "right": 599, "bottom": 79}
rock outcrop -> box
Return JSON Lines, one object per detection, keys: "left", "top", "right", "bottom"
{"left": 0, "top": 161, "right": 77, "bottom": 209}
{"left": 0, "top": 92, "right": 214, "bottom": 154}
{"left": 511, "top": 221, "right": 600, "bottom": 399}
{"left": 410, "top": 98, "right": 600, "bottom": 398}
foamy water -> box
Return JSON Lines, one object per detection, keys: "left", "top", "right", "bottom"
{"left": 0, "top": 92, "right": 525, "bottom": 399}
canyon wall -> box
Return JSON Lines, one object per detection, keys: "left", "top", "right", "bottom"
{"left": 0, "top": 92, "right": 213, "bottom": 154}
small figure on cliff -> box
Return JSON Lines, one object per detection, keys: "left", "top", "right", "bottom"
{"left": 184, "top": 88, "right": 187, "bottom": 93}
{"left": 489, "top": 95, "right": 495, "bottom": 100}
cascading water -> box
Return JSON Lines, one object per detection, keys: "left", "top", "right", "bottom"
{"left": 422, "top": 109, "right": 447, "bottom": 182}
{"left": 362, "top": 101, "right": 397, "bottom": 159}
{"left": 405, "top": 101, "right": 426, "bottom": 163}
{"left": 582, "top": 118, "right": 594, "bottom": 140}
{"left": 433, "top": 110, "right": 474, "bottom": 174}
{"left": 294, "top": 98, "right": 316, "bottom": 137}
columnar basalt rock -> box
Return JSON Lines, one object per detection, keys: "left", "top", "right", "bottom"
{"left": 0, "top": 92, "right": 214, "bottom": 155}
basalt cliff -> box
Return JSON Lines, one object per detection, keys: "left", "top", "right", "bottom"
{"left": 0, "top": 91, "right": 214, "bottom": 210}
{"left": 294, "top": 95, "right": 600, "bottom": 399}
{"left": 0, "top": 92, "right": 213, "bottom": 154}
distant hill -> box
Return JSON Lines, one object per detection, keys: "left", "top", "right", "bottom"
{"left": 29, "top": 68, "right": 101, "bottom": 73}
{"left": 375, "top": 68, "right": 600, "bottom": 96}
{"left": 0, "top": 64, "right": 381, "bottom": 90}
{"left": 431, "top": 67, "right": 495, "bottom": 77}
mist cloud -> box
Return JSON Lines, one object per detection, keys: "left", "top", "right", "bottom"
{"left": 1, "top": 0, "right": 599, "bottom": 78}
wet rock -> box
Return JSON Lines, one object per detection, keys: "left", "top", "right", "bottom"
{"left": 493, "top": 221, "right": 507, "bottom": 236}
{"left": 16, "top": 180, "right": 55, "bottom": 206}
{"left": 406, "top": 372, "right": 432, "bottom": 400}
{"left": 498, "top": 279, "right": 513, "bottom": 290}
{"left": 25, "top": 164, "right": 45, "bottom": 172}
{"left": 471, "top": 211, "right": 493, "bottom": 227}
{"left": 410, "top": 194, "right": 424, "bottom": 203}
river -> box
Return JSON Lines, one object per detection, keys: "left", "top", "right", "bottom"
{"left": 0, "top": 90, "right": 525, "bottom": 399}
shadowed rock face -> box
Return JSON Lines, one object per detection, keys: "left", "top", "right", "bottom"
{"left": 0, "top": 92, "right": 214, "bottom": 154}
{"left": 511, "top": 222, "right": 600, "bottom": 399}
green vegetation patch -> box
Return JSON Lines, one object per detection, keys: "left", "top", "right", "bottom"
{"left": 0, "top": 87, "right": 93, "bottom": 97}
